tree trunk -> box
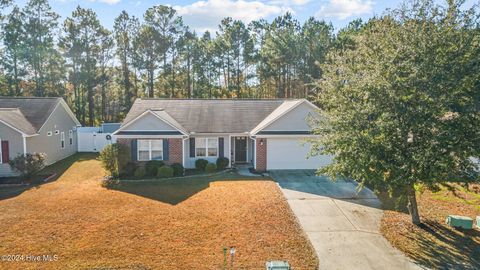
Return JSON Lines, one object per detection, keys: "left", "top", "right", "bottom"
{"left": 406, "top": 185, "right": 421, "bottom": 225}
{"left": 187, "top": 55, "right": 191, "bottom": 98}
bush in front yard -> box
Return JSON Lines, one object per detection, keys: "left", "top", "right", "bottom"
{"left": 195, "top": 159, "right": 208, "bottom": 171}
{"left": 8, "top": 153, "right": 46, "bottom": 179}
{"left": 134, "top": 167, "right": 146, "bottom": 178}
{"left": 205, "top": 163, "right": 217, "bottom": 173}
{"left": 99, "top": 143, "right": 130, "bottom": 178}
{"left": 216, "top": 157, "right": 229, "bottom": 170}
{"left": 145, "top": 160, "right": 165, "bottom": 176}
{"left": 122, "top": 162, "right": 138, "bottom": 177}
{"left": 101, "top": 177, "right": 119, "bottom": 188}
{"left": 171, "top": 163, "right": 184, "bottom": 176}
{"left": 157, "top": 166, "right": 174, "bottom": 178}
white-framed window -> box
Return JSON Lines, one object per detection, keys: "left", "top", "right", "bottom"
{"left": 55, "top": 130, "right": 59, "bottom": 135}
{"left": 195, "top": 137, "right": 218, "bottom": 157}
{"left": 69, "top": 130, "right": 73, "bottom": 145}
{"left": 137, "top": 139, "right": 163, "bottom": 161}
{"left": 61, "top": 132, "right": 65, "bottom": 149}
{"left": 47, "top": 131, "right": 53, "bottom": 136}
{"left": 0, "top": 138, "right": 2, "bottom": 163}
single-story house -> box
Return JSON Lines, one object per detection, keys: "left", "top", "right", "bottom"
{"left": 0, "top": 97, "right": 81, "bottom": 176}
{"left": 113, "top": 98, "right": 333, "bottom": 171}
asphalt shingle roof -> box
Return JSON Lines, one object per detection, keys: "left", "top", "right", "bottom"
{"left": 122, "top": 99, "right": 301, "bottom": 133}
{"left": 0, "top": 97, "right": 61, "bottom": 135}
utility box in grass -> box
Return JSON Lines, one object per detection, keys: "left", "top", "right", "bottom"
{"left": 266, "top": 261, "right": 290, "bottom": 270}
{"left": 446, "top": 215, "right": 473, "bottom": 229}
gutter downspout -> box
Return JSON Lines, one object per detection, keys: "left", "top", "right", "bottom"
{"left": 250, "top": 135, "right": 256, "bottom": 171}
{"left": 182, "top": 136, "right": 189, "bottom": 169}
{"left": 22, "top": 135, "right": 27, "bottom": 155}
{"left": 228, "top": 135, "right": 232, "bottom": 168}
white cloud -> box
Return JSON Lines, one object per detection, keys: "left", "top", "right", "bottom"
{"left": 90, "top": 0, "right": 122, "bottom": 5}
{"left": 175, "top": 0, "right": 286, "bottom": 33}
{"left": 268, "top": 0, "right": 311, "bottom": 6}
{"left": 316, "top": 0, "right": 373, "bottom": 20}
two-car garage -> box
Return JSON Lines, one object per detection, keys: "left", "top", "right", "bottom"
{"left": 266, "top": 138, "right": 333, "bottom": 170}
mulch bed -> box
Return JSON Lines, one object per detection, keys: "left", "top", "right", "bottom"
{"left": 380, "top": 184, "right": 480, "bottom": 269}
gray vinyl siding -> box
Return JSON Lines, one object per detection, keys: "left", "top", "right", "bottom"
{"left": 262, "top": 102, "right": 317, "bottom": 131}
{"left": 0, "top": 122, "right": 23, "bottom": 176}
{"left": 26, "top": 104, "right": 78, "bottom": 165}
{"left": 123, "top": 113, "right": 175, "bottom": 131}
{"left": 183, "top": 135, "right": 230, "bottom": 169}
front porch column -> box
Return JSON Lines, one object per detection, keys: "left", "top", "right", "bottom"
{"left": 256, "top": 138, "right": 267, "bottom": 172}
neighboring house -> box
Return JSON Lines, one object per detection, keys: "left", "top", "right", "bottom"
{"left": 113, "top": 99, "right": 333, "bottom": 171}
{"left": 0, "top": 97, "right": 81, "bottom": 177}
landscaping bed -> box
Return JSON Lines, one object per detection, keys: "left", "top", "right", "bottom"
{"left": 380, "top": 183, "right": 480, "bottom": 269}
{"left": 0, "top": 153, "right": 318, "bottom": 269}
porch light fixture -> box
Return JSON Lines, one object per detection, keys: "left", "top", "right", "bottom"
{"left": 260, "top": 139, "right": 264, "bottom": 146}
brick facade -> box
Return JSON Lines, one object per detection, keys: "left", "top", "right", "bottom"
{"left": 255, "top": 138, "right": 267, "bottom": 172}
{"left": 167, "top": 138, "right": 182, "bottom": 165}
{"left": 116, "top": 138, "right": 183, "bottom": 165}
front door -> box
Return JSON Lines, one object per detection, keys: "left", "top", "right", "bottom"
{"left": 234, "top": 137, "right": 247, "bottom": 163}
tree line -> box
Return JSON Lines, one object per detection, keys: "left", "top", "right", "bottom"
{"left": 0, "top": 0, "right": 335, "bottom": 125}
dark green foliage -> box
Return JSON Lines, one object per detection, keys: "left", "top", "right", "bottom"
{"left": 99, "top": 143, "right": 130, "bottom": 178}
{"left": 157, "top": 166, "right": 174, "bottom": 178}
{"left": 205, "top": 163, "right": 217, "bottom": 173}
{"left": 312, "top": 1, "right": 480, "bottom": 224}
{"left": 216, "top": 157, "right": 229, "bottom": 170}
{"left": 195, "top": 159, "right": 208, "bottom": 171}
{"left": 145, "top": 160, "right": 165, "bottom": 176}
{"left": 122, "top": 162, "right": 138, "bottom": 177}
{"left": 134, "top": 167, "right": 146, "bottom": 178}
{"left": 171, "top": 163, "right": 184, "bottom": 176}
{"left": 8, "top": 153, "right": 46, "bottom": 179}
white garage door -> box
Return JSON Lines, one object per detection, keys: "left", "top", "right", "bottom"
{"left": 266, "top": 138, "right": 332, "bottom": 170}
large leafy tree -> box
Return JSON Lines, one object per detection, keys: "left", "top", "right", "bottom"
{"left": 312, "top": 0, "right": 480, "bottom": 225}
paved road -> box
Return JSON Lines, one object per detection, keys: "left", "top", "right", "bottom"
{"left": 270, "top": 170, "right": 423, "bottom": 270}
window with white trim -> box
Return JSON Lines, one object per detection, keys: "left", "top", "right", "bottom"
{"left": 138, "top": 139, "right": 163, "bottom": 161}
{"left": 0, "top": 138, "right": 2, "bottom": 163}
{"left": 195, "top": 138, "right": 218, "bottom": 157}
{"left": 61, "top": 132, "right": 65, "bottom": 149}
{"left": 69, "top": 130, "right": 73, "bottom": 145}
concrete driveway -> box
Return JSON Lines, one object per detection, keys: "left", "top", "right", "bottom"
{"left": 270, "top": 170, "right": 422, "bottom": 270}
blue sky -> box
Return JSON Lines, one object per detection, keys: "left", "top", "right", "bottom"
{"left": 12, "top": 0, "right": 478, "bottom": 33}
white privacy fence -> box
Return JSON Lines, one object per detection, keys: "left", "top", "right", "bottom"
{"left": 77, "top": 124, "right": 119, "bottom": 152}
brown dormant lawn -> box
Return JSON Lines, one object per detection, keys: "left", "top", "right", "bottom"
{"left": 0, "top": 154, "right": 317, "bottom": 270}
{"left": 381, "top": 184, "right": 480, "bottom": 269}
